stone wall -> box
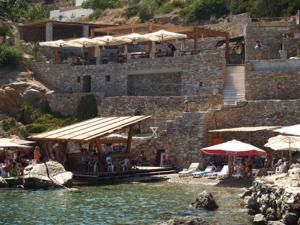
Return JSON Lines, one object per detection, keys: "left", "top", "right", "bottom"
{"left": 130, "top": 112, "right": 205, "bottom": 168}
{"left": 204, "top": 100, "right": 300, "bottom": 132}
{"left": 127, "top": 72, "right": 182, "bottom": 96}
{"left": 283, "top": 37, "right": 300, "bottom": 58}
{"left": 250, "top": 59, "right": 300, "bottom": 72}
{"left": 99, "top": 95, "right": 223, "bottom": 132}
{"left": 30, "top": 50, "right": 225, "bottom": 97}
{"left": 46, "top": 92, "right": 103, "bottom": 116}
{"left": 245, "top": 71, "right": 300, "bottom": 100}
{"left": 245, "top": 22, "right": 291, "bottom": 61}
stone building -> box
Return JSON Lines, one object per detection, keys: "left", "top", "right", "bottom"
{"left": 28, "top": 17, "right": 300, "bottom": 168}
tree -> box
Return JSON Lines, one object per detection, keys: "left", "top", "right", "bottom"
{"left": 82, "top": 0, "right": 121, "bottom": 10}
{"left": 181, "top": 0, "right": 229, "bottom": 22}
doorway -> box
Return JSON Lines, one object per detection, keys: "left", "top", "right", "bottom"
{"left": 82, "top": 76, "right": 91, "bottom": 92}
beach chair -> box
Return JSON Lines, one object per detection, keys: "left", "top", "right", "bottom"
{"left": 178, "top": 163, "right": 200, "bottom": 177}
{"left": 212, "top": 165, "right": 229, "bottom": 179}
{"left": 192, "top": 166, "right": 215, "bottom": 178}
{"left": 276, "top": 165, "right": 284, "bottom": 174}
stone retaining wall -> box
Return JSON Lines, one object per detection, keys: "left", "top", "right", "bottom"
{"left": 99, "top": 95, "right": 223, "bottom": 132}
{"left": 203, "top": 100, "right": 300, "bottom": 138}
{"left": 30, "top": 50, "right": 225, "bottom": 97}
{"left": 250, "top": 59, "right": 300, "bottom": 72}
{"left": 46, "top": 92, "right": 104, "bottom": 116}
{"left": 245, "top": 70, "right": 300, "bottom": 100}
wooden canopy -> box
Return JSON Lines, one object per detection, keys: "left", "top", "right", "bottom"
{"left": 28, "top": 116, "right": 151, "bottom": 143}
{"left": 91, "top": 23, "right": 230, "bottom": 62}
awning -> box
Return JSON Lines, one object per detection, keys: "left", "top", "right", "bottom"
{"left": 28, "top": 116, "right": 151, "bottom": 142}
{"left": 275, "top": 124, "right": 300, "bottom": 137}
{"left": 39, "top": 40, "right": 65, "bottom": 48}
{"left": 200, "top": 139, "right": 266, "bottom": 156}
{"left": 208, "top": 126, "right": 279, "bottom": 133}
{"left": 88, "top": 35, "right": 129, "bottom": 46}
{"left": 265, "top": 135, "right": 300, "bottom": 151}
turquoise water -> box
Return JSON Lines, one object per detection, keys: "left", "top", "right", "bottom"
{"left": 0, "top": 182, "right": 251, "bottom": 225}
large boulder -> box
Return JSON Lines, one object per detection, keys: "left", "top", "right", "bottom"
{"left": 253, "top": 214, "right": 267, "bottom": 225}
{"left": 0, "top": 177, "right": 8, "bottom": 188}
{"left": 191, "top": 191, "right": 219, "bottom": 210}
{"left": 23, "top": 88, "right": 44, "bottom": 102}
{"left": 23, "top": 161, "right": 73, "bottom": 189}
{"left": 158, "top": 216, "right": 210, "bottom": 225}
{"left": 282, "top": 212, "right": 299, "bottom": 225}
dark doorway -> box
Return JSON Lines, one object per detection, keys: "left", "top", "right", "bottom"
{"left": 82, "top": 76, "right": 91, "bottom": 92}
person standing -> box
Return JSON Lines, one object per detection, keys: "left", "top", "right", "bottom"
{"left": 33, "top": 146, "right": 41, "bottom": 164}
{"left": 254, "top": 40, "right": 263, "bottom": 60}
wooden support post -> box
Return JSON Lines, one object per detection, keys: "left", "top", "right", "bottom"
{"left": 126, "top": 126, "right": 134, "bottom": 154}
{"left": 95, "top": 139, "right": 105, "bottom": 172}
{"left": 193, "top": 27, "right": 199, "bottom": 51}
{"left": 124, "top": 44, "right": 129, "bottom": 61}
{"left": 225, "top": 34, "right": 229, "bottom": 64}
{"left": 42, "top": 141, "right": 50, "bottom": 161}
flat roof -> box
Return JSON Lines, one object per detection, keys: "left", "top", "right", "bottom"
{"left": 28, "top": 116, "right": 151, "bottom": 142}
{"left": 91, "top": 22, "right": 228, "bottom": 38}
{"left": 19, "top": 20, "right": 114, "bottom": 28}
{"left": 209, "top": 126, "right": 280, "bottom": 133}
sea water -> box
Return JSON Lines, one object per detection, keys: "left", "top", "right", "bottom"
{"left": 0, "top": 182, "right": 252, "bottom": 225}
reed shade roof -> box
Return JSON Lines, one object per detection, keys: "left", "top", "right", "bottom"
{"left": 28, "top": 116, "right": 151, "bottom": 142}
{"left": 115, "top": 33, "right": 151, "bottom": 43}
{"left": 275, "top": 124, "right": 300, "bottom": 137}
{"left": 143, "top": 29, "right": 187, "bottom": 42}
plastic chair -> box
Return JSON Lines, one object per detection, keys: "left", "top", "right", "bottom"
{"left": 106, "top": 157, "right": 114, "bottom": 173}
{"left": 119, "top": 158, "right": 129, "bottom": 172}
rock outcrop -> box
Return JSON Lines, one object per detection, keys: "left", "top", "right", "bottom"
{"left": 0, "top": 78, "right": 49, "bottom": 117}
{"left": 242, "top": 167, "right": 300, "bottom": 225}
{"left": 158, "top": 216, "right": 210, "bottom": 225}
{"left": 191, "top": 191, "right": 219, "bottom": 210}
{"left": 23, "top": 161, "right": 73, "bottom": 189}
{"left": 0, "top": 177, "right": 8, "bottom": 188}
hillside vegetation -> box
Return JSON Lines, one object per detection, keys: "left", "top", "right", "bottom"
{"left": 1, "top": 0, "right": 299, "bottom": 23}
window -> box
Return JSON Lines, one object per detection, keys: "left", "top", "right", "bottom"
{"left": 77, "top": 76, "right": 81, "bottom": 83}
{"left": 105, "top": 75, "right": 110, "bottom": 82}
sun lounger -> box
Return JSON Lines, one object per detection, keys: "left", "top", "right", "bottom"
{"left": 178, "top": 163, "right": 200, "bottom": 177}
{"left": 206, "top": 165, "right": 229, "bottom": 179}
{"left": 192, "top": 166, "right": 215, "bottom": 178}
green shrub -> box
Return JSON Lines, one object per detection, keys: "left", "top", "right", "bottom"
{"left": 82, "top": 0, "right": 121, "bottom": 10}
{"left": 88, "top": 9, "right": 103, "bottom": 20}
{"left": 76, "top": 95, "right": 98, "bottom": 121}
{"left": 1, "top": 117, "right": 27, "bottom": 137}
{"left": 25, "top": 114, "right": 75, "bottom": 133}
{"left": 0, "top": 44, "right": 23, "bottom": 68}
{"left": 125, "top": 4, "right": 140, "bottom": 17}
{"left": 138, "top": 2, "right": 154, "bottom": 22}
{"left": 158, "top": 0, "right": 186, "bottom": 14}
{"left": 229, "top": 0, "right": 249, "bottom": 14}
{"left": 181, "top": 0, "right": 229, "bottom": 22}
{"left": 0, "top": 23, "right": 12, "bottom": 37}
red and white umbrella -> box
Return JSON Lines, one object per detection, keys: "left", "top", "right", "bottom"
{"left": 200, "top": 139, "right": 266, "bottom": 156}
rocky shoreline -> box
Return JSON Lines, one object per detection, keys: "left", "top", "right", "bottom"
{"left": 242, "top": 168, "right": 300, "bottom": 225}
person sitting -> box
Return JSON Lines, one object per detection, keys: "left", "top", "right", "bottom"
{"left": 138, "top": 150, "right": 147, "bottom": 166}
{"left": 168, "top": 43, "right": 177, "bottom": 57}
{"left": 10, "top": 162, "right": 20, "bottom": 177}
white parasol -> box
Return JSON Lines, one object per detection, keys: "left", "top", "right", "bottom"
{"left": 143, "top": 29, "right": 187, "bottom": 42}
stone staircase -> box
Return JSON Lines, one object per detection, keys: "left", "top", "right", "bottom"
{"left": 223, "top": 65, "right": 246, "bottom": 105}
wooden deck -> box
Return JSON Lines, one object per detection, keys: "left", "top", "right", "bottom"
{"left": 73, "top": 166, "right": 177, "bottom": 186}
